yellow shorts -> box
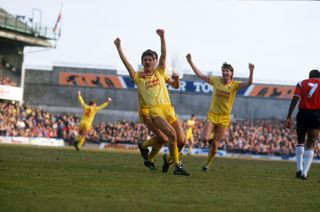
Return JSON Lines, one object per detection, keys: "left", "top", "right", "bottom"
{"left": 207, "top": 112, "right": 230, "bottom": 128}
{"left": 138, "top": 107, "right": 150, "bottom": 123}
{"left": 79, "top": 121, "right": 92, "bottom": 131}
{"left": 185, "top": 130, "right": 193, "bottom": 140}
{"left": 149, "top": 105, "right": 177, "bottom": 124}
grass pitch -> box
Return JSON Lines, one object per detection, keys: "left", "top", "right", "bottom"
{"left": 1, "top": 145, "right": 320, "bottom": 212}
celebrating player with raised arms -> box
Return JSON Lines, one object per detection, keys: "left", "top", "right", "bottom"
{"left": 114, "top": 29, "right": 189, "bottom": 176}
{"left": 74, "top": 91, "right": 112, "bottom": 150}
{"left": 186, "top": 53, "right": 254, "bottom": 172}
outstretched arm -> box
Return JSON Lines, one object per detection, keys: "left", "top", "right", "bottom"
{"left": 285, "top": 96, "right": 299, "bottom": 128}
{"left": 96, "top": 97, "right": 112, "bottom": 112}
{"left": 156, "top": 29, "right": 166, "bottom": 69}
{"left": 166, "top": 72, "right": 180, "bottom": 89}
{"left": 114, "top": 38, "right": 136, "bottom": 80}
{"left": 186, "top": 53, "right": 210, "bottom": 83}
{"left": 239, "top": 63, "right": 254, "bottom": 89}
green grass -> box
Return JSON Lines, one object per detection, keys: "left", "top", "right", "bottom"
{"left": 0, "top": 145, "right": 320, "bottom": 212}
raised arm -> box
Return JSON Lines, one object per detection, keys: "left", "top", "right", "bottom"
{"left": 285, "top": 96, "right": 299, "bottom": 128}
{"left": 114, "top": 38, "right": 136, "bottom": 80}
{"left": 238, "top": 63, "right": 254, "bottom": 89}
{"left": 166, "top": 72, "right": 180, "bottom": 89}
{"left": 156, "top": 29, "right": 166, "bottom": 69}
{"left": 186, "top": 53, "right": 210, "bottom": 83}
{"left": 77, "top": 91, "right": 87, "bottom": 108}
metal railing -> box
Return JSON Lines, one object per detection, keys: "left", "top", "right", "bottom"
{"left": 0, "top": 13, "right": 60, "bottom": 41}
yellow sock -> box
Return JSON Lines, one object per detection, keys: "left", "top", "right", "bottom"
{"left": 167, "top": 143, "right": 184, "bottom": 164}
{"left": 168, "top": 144, "right": 179, "bottom": 165}
{"left": 142, "top": 137, "right": 157, "bottom": 149}
{"left": 78, "top": 136, "right": 85, "bottom": 148}
{"left": 188, "top": 146, "right": 192, "bottom": 154}
{"left": 205, "top": 145, "right": 217, "bottom": 167}
{"left": 148, "top": 146, "right": 161, "bottom": 162}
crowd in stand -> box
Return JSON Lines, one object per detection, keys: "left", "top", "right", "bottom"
{"left": 0, "top": 100, "right": 319, "bottom": 158}
{"left": 0, "top": 76, "right": 17, "bottom": 86}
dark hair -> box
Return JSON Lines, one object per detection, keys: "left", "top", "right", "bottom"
{"left": 309, "top": 69, "right": 320, "bottom": 79}
{"left": 141, "top": 49, "right": 157, "bottom": 61}
{"left": 191, "top": 114, "right": 196, "bottom": 118}
{"left": 221, "top": 62, "right": 234, "bottom": 79}
{"left": 153, "top": 51, "right": 158, "bottom": 60}
{"left": 89, "top": 100, "right": 96, "bottom": 106}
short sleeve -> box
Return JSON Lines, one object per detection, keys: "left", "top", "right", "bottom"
{"left": 294, "top": 81, "right": 302, "bottom": 97}
{"left": 156, "top": 67, "right": 169, "bottom": 80}
{"left": 164, "top": 72, "right": 170, "bottom": 81}
{"left": 210, "top": 76, "right": 219, "bottom": 87}
{"left": 232, "top": 80, "right": 241, "bottom": 92}
{"left": 133, "top": 72, "right": 139, "bottom": 84}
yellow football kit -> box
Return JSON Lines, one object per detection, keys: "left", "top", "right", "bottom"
{"left": 138, "top": 93, "right": 150, "bottom": 123}
{"left": 78, "top": 95, "right": 110, "bottom": 131}
{"left": 185, "top": 119, "right": 195, "bottom": 140}
{"left": 133, "top": 67, "right": 177, "bottom": 124}
{"left": 207, "top": 76, "right": 240, "bottom": 128}
{"left": 75, "top": 95, "right": 110, "bottom": 150}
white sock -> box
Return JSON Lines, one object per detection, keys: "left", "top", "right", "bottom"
{"left": 302, "top": 149, "right": 314, "bottom": 177}
{"left": 295, "top": 145, "right": 304, "bottom": 172}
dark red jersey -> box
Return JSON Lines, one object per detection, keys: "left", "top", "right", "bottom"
{"left": 294, "top": 78, "right": 320, "bottom": 110}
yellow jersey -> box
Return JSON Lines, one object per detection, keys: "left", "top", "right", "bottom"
{"left": 134, "top": 67, "right": 171, "bottom": 107}
{"left": 209, "top": 76, "right": 240, "bottom": 115}
{"left": 185, "top": 119, "right": 195, "bottom": 134}
{"left": 78, "top": 96, "right": 110, "bottom": 123}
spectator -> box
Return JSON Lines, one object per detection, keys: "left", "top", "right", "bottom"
{"left": 0, "top": 100, "right": 319, "bottom": 158}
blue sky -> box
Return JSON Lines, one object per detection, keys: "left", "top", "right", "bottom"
{"left": 2, "top": 0, "right": 320, "bottom": 85}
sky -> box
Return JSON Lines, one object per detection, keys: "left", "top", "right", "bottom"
{"left": 1, "top": 0, "right": 320, "bottom": 85}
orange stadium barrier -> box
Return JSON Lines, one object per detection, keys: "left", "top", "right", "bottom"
{"left": 246, "top": 85, "right": 295, "bottom": 99}
{"left": 59, "top": 72, "right": 297, "bottom": 100}
{"left": 59, "top": 72, "right": 123, "bottom": 88}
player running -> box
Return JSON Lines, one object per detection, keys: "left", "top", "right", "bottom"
{"left": 186, "top": 53, "right": 254, "bottom": 172}
{"left": 285, "top": 69, "right": 320, "bottom": 180}
{"left": 74, "top": 91, "right": 112, "bottom": 150}
{"left": 114, "top": 29, "right": 189, "bottom": 175}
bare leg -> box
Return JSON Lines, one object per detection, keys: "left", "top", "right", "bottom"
{"left": 203, "top": 126, "right": 226, "bottom": 169}
{"left": 153, "top": 117, "right": 179, "bottom": 165}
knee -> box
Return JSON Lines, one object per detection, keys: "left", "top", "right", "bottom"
{"left": 158, "top": 131, "right": 169, "bottom": 144}
{"left": 167, "top": 129, "right": 177, "bottom": 143}
{"left": 155, "top": 136, "right": 167, "bottom": 146}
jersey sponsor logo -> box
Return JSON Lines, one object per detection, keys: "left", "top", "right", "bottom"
{"left": 144, "top": 77, "right": 160, "bottom": 89}
{"left": 215, "top": 89, "right": 230, "bottom": 98}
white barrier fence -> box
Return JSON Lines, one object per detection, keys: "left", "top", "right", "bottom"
{"left": 0, "top": 136, "right": 65, "bottom": 147}
{"left": 0, "top": 85, "right": 23, "bottom": 101}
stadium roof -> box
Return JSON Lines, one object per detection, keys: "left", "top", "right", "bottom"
{"left": 0, "top": 8, "right": 55, "bottom": 47}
